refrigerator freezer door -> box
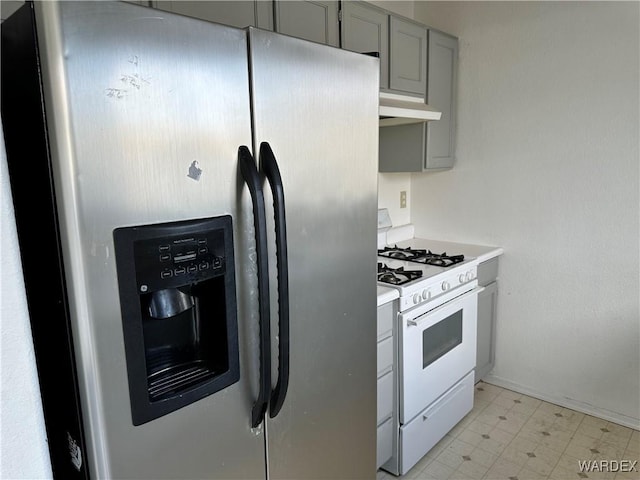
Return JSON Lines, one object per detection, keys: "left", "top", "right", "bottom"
{"left": 33, "top": 2, "right": 264, "bottom": 478}
{"left": 248, "top": 29, "right": 380, "bottom": 479}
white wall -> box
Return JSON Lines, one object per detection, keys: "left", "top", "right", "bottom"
{"left": 1, "top": 8, "right": 52, "bottom": 478}
{"left": 1, "top": 124, "right": 52, "bottom": 478}
{"left": 378, "top": 173, "right": 411, "bottom": 226}
{"left": 413, "top": 1, "right": 639, "bottom": 427}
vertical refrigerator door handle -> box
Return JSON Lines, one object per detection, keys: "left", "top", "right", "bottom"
{"left": 238, "top": 146, "right": 271, "bottom": 428}
{"left": 259, "top": 142, "right": 290, "bottom": 419}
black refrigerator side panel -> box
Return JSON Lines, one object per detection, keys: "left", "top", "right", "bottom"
{"left": 1, "top": 5, "right": 90, "bottom": 480}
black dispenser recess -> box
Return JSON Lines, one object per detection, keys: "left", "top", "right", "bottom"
{"left": 113, "top": 216, "right": 239, "bottom": 425}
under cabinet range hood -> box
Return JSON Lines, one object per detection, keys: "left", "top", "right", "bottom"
{"left": 379, "top": 92, "right": 442, "bottom": 127}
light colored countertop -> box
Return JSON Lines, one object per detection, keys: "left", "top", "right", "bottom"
{"left": 393, "top": 237, "right": 504, "bottom": 264}
{"left": 377, "top": 285, "right": 399, "bottom": 307}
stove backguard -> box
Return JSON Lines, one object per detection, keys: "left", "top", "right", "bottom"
{"left": 113, "top": 216, "right": 239, "bottom": 425}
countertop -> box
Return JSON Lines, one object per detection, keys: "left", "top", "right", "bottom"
{"left": 392, "top": 237, "right": 504, "bottom": 264}
{"left": 380, "top": 224, "right": 504, "bottom": 264}
{"left": 377, "top": 285, "right": 399, "bottom": 307}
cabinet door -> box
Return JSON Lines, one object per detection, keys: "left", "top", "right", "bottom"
{"left": 379, "top": 123, "right": 424, "bottom": 172}
{"left": 274, "top": 1, "right": 339, "bottom": 47}
{"left": 341, "top": 1, "right": 389, "bottom": 89}
{"left": 475, "top": 281, "right": 498, "bottom": 383}
{"left": 389, "top": 16, "right": 427, "bottom": 95}
{"left": 425, "top": 30, "right": 458, "bottom": 169}
{"left": 379, "top": 29, "right": 459, "bottom": 172}
{"left": 153, "top": 1, "right": 273, "bottom": 30}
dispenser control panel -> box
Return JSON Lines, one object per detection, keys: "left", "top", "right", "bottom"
{"left": 114, "top": 216, "right": 234, "bottom": 295}
{"left": 133, "top": 227, "right": 227, "bottom": 292}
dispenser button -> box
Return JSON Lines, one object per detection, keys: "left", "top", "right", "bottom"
{"left": 197, "top": 238, "right": 207, "bottom": 245}
{"left": 187, "top": 265, "right": 197, "bottom": 273}
{"left": 198, "top": 246, "right": 208, "bottom": 255}
{"left": 161, "top": 269, "right": 173, "bottom": 279}
{"left": 159, "top": 245, "right": 170, "bottom": 252}
{"left": 199, "top": 261, "right": 209, "bottom": 271}
{"left": 213, "top": 257, "right": 222, "bottom": 268}
{"left": 174, "top": 266, "right": 186, "bottom": 276}
{"left": 159, "top": 253, "right": 171, "bottom": 262}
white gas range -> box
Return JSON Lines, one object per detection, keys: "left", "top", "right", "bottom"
{"left": 376, "top": 223, "right": 482, "bottom": 476}
{"left": 377, "top": 239, "right": 480, "bottom": 313}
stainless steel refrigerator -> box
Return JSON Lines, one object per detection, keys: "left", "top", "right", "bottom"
{"left": 1, "top": 2, "right": 379, "bottom": 478}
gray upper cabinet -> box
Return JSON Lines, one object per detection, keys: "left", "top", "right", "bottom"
{"left": 341, "top": 1, "right": 389, "bottom": 90}
{"left": 389, "top": 16, "right": 427, "bottom": 96}
{"left": 426, "top": 30, "right": 458, "bottom": 169}
{"left": 274, "top": 1, "right": 339, "bottom": 47}
{"left": 379, "top": 123, "right": 423, "bottom": 172}
{"left": 379, "top": 29, "right": 458, "bottom": 171}
{"left": 152, "top": 1, "right": 273, "bottom": 30}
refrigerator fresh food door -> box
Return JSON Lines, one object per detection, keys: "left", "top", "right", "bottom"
{"left": 32, "top": 2, "right": 265, "bottom": 478}
{"left": 248, "top": 28, "right": 380, "bottom": 479}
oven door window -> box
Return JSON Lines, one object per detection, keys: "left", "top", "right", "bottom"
{"left": 422, "top": 310, "right": 463, "bottom": 369}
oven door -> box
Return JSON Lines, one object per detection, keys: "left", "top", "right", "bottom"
{"left": 399, "top": 285, "right": 483, "bottom": 424}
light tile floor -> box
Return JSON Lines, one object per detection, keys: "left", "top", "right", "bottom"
{"left": 377, "top": 381, "right": 640, "bottom": 480}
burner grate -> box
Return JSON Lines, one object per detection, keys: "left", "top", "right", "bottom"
{"left": 377, "top": 263, "right": 423, "bottom": 286}
{"left": 378, "top": 245, "right": 464, "bottom": 268}
{"left": 378, "top": 245, "right": 426, "bottom": 261}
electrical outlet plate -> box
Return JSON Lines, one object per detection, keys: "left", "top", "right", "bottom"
{"left": 400, "top": 191, "right": 407, "bottom": 208}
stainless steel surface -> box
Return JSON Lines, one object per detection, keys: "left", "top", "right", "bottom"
{"left": 248, "top": 28, "right": 379, "bottom": 479}
{"left": 35, "top": 2, "right": 264, "bottom": 478}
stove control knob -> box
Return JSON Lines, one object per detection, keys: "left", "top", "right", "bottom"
{"left": 459, "top": 274, "right": 465, "bottom": 284}
{"left": 441, "top": 281, "right": 450, "bottom": 292}
{"left": 413, "top": 294, "right": 421, "bottom": 305}
{"left": 422, "top": 289, "right": 431, "bottom": 300}
{"left": 466, "top": 271, "right": 473, "bottom": 281}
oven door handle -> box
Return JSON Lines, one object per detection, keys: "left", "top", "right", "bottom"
{"left": 260, "top": 142, "right": 290, "bottom": 419}
{"left": 239, "top": 145, "right": 271, "bottom": 428}
{"left": 407, "top": 286, "right": 485, "bottom": 328}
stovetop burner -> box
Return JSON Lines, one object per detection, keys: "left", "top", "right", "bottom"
{"left": 378, "top": 245, "right": 464, "bottom": 268}
{"left": 377, "top": 263, "right": 423, "bottom": 286}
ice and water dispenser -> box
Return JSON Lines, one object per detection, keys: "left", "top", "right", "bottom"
{"left": 114, "top": 216, "right": 239, "bottom": 425}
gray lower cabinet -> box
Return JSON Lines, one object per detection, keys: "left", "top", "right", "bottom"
{"left": 475, "top": 257, "right": 499, "bottom": 383}
{"left": 377, "top": 300, "right": 396, "bottom": 469}
{"left": 274, "top": 1, "right": 339, "bottom": 47}
{"left": 152, "top": 1, "right": 273, "bottom": 29}
{"left": 341, "top": 1, "right": 389, "bottom": 90}
{"left": 379, "top": 29, "right": 458, "bottom": 172}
